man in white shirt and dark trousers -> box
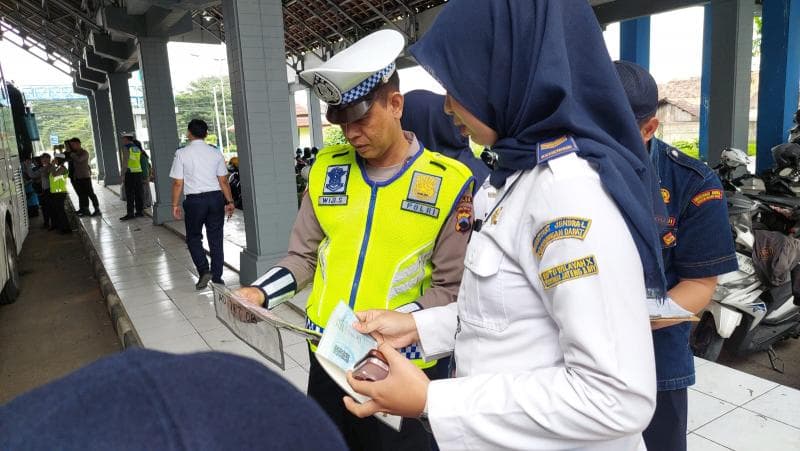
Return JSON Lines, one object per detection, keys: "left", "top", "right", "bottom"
{"left": 169, "top": 120, "right": 236, "bottom": 289}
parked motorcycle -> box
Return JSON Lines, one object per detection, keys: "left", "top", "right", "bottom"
{"left": 691, "top": 182, "right": 800, "bottom": 370}
{"left": 228, "top": 157, "right": 242, "bottom": 210}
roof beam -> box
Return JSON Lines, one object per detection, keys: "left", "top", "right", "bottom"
{"left": 0, "top": 27, "right": 73, "bottom": 76}
{"left": 362, "top": 1, "right": 411, "bottom": 41}
{"left": 593, "top": 0, "right": 707, "bottom": 24}
{"left": 0, "top": 13, "right": 78, "bottom": 61}
{"left": 48, "top": 0, "right": 102, "bottom": 32}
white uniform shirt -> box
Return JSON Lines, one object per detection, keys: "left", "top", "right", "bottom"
{"left": 169, "top": 139, "right": 228, "bottom": 194}
{"left": 414, "top": 153, "right": 656, "bottom": 450}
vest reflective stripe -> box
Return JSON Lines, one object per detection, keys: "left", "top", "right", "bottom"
{"left": 307, "top": 144, "right": 472, "bottom": 368}
{"left": 49, "top": 172, "right": 68, "bottom": 193}
{"left": 127, "top": 148, "right": 142, "bottom": 173}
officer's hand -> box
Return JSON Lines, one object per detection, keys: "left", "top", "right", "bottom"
{"left": 225, "top": 203, "right": 235, "bottom": 218}
{"left": 344, "top": 342, "right": 429, "bottom": 418}
{"left": 233, "top": 287, "right": 266, "bottom": 307}
{"left": 172, "top": 206, "right": 182, "bottom": 220}
{"left": 353, "top": 310, "right": 419, "bottom": 348}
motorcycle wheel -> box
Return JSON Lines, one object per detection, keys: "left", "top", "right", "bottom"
{"left": 691, "top": 313, "right": 725, "bottom": 362}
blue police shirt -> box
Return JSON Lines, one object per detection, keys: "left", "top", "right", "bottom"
{"left": 650, "top": 138, "right": 738, "bottom": 391}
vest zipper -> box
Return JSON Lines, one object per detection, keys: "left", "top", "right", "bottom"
{"left": 348, "top": 184, "right": 379, "bottom": 308}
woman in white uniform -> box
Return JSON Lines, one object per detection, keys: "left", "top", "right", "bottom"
{"left": 344, "top": 1, "right": 668, "bottom": 450}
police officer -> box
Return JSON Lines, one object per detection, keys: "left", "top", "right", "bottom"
{"left": 49, "top": 153, "right": 71, "bottom": 234}
{"left": 169, "top": 120, "right": 236, "bottom": 290}
{"left": 614, "top": 61, "right": 737, "bottom": 451}
{"left": 343, "top": 1, "right": 665, "bottom": 449}
{"left": 119, "top": 134, "right": 146, "bottom": 220}
{"left": 234, "top": 30, "right": 474, "bottom": 451}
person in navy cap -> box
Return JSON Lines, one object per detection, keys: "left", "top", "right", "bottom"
{"left": 614, "top": 60, "right": 737, "bottom": 451}
{"left": 342, "top": 0, "right": 668, "bottom": 449}
{"left": 234, "top": 29, "right": 475, "bottom": 450}
{"left": 0, "top": 349, "right": 347, "bottom": 450}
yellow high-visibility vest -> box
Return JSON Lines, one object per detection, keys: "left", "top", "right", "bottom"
{"left": 127, "top": 147, "right": 142, "bottom": 173}
{"left": 49, "top": 171, "right": 68, "bottom": 193}
{"left": 307, "top": 143, "right": 473, "bottom": 368}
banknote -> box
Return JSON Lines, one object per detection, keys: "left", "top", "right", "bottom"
{"left": 316, "top": 301, "right": 377, "bottom": 371}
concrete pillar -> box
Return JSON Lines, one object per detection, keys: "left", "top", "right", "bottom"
{"left": 222, "top": 0, "right": 297, "bottom": 284}
{"left": 138, "top": 37, "right": 179, "bottom": 224}
{"left": 86, "top": 95, "right": 106, "bottom": 181}
{"left": 707, "top": 0, "right": 754, "bottom": 166}
{"left": 620, "top": 17, "right": 651, "bottom": 69}
{"left": 94, "top": 89, "right": 122, "bottom": 186}
{"left": 109, "top": 73, "right": 136, "bottom": 141}
{"left": 288, "top": 88, "right": 300, "bottom": 151}
{"left": 756, "top": 0, "right": 800, "bottom": 172}
{"left": 699, "top": 4, "right": 713, "bottom": 161}
{"left": 308, "top": 91, "right": 324, "bottom": 148}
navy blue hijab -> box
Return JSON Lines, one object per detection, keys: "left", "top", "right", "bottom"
{"left": 401, "top": 89, "right": 491, "bottom": 188}
{"left": 410, "top": 0, "right": 666, "bottom": 296}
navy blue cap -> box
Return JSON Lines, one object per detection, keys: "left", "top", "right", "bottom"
{"left": 0, "top": 349, "right": 347, "bottom": 450}
{"left": 614, "top": 60, "right": 659, "bottom": 122}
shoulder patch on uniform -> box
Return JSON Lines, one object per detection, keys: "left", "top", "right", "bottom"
{"left": 532, "top": 217, "right": 592, "bottom": 258}
{"left": 661, "top": 188, "right": 670, "bottom": 204}
{"left": 539, "top": 255, "right": 598, "bottom": 290}
{"left": 691, "top": 189, "right": 723, "bottom": 207}
{"left": 537, "top": 136, "right": 579, "bottom": 164}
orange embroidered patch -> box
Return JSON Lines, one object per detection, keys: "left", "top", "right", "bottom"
{"left": 691, "top": 189, "right": 723, "bottom": 207}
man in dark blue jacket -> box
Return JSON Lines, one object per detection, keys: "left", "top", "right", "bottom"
{"left": 615, "top": 61, "right": 738, "bottom": 451}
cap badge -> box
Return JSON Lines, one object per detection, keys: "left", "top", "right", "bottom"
{"left": 312, "top": 73, "right": 342, "bottom": 105}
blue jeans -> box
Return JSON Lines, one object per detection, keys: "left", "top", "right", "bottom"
{"left": 183, "top": 191, "right": 225, "bottom": 281}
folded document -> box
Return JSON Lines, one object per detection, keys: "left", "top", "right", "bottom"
{"left": 647, "top": 297, "right": 698, "bottom": 321}
{"left": 315, "top": 302, "right": 402, "bottom": 431}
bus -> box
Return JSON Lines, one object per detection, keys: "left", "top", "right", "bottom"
{"left": 0, "top": 63, "right": 31, "bottom": 304}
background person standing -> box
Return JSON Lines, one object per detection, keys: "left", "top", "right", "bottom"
{"left": 48, "top": 153, "right": 71, "bottom": 234}
{"left": 170, "top": 119, "right": 235, "bottom": 290}
{"left": 119, "top": 134, "right": 146, "bottom": 220}
{"left": 65, "top": 138, "right": 100, "bottom": 217}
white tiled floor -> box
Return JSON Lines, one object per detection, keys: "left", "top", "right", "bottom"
{"left": 76, "top": 183, "right": 800, "bottom": 450}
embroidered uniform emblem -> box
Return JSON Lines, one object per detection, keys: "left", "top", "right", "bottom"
{"left": 532, "top": 217, "right": 592, "bottom": 258}
{"left": 320, "top": 164, "right": 350, "bottom": 205}
{"left": 662, "top": 231, "right": 677, "bottom": 248}
{"left": 537, "top": 136, "right": 579, "bottom": 164}
{"left": 539, "top": 255, "right": 598, "bottom": 290}
{"left": 661, "top": 188, "right": 671, "bottom": 204}
{"left": 402, "top": 172, "right": 443, "bottom": 218}
{"left": 691, "top": 189, "right": 723, "bottom": 207}
{"left": 408, "top": 172, "right": 442, "bottom": 204}
{"left": 455, "top": 194, "right": 473, "bottom": 233}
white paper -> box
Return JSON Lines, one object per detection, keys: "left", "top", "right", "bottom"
{"left": 647, "top": 297, "right": 695, "bottom": 320}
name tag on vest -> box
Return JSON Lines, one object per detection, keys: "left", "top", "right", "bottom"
{"left": 319, "top": 195, "right": 348, "bottom": 206}
{"left": 401, "top": 200, "right": 440, "bottom": 218}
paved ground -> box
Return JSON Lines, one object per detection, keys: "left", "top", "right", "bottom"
{"left": 721, "top": 337, "right": 800, "bottom": 390}
{"left": 0, "top": 218, "right": 121, "bottom": 404}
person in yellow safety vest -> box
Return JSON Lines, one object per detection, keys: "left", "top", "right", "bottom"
{"left": 48, "top": 153, "right": 71, "bottom": 234}
{"left": 234, "top": 30, "right": 475, "bottom": 451}
{"left": 119, "top": 134, "right": 146, "bottom": 221}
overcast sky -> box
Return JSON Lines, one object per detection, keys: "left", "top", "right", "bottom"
{"left": 0, "top": 6, "right": 708, "bottom": 91}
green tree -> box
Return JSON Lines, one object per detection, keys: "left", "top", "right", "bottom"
{"left": 753, "top": 16, "right": 763, "bottom": 56}
{"left": 28, "top": 99, "right": 94, "bottom": 154}
{"left": 174, "top": 76, "right": 236, "bottom": 151}
{"left": 323, "top": 126, "right": 348, "bottom": 146}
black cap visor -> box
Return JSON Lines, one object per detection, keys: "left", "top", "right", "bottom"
{"left": 326, "top": 97, "right": 375, "bottom": 125}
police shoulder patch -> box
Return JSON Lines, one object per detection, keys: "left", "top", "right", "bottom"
{"left": 691, "top": 189, "right": 723, "bottom": 207}
{"left": 661, "top": 188, "right": 671, "bottom": 204}
{"left": 539, "top": 255, "right": 599, "bottom": 290}
{"left": 532, "top": 217, "right": 592, "bottom": 258}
